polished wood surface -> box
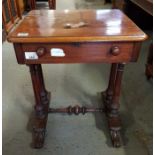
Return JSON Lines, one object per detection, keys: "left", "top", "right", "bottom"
{"left": 8, "top": 9, "right": 147, "bottom": 43}
{"left": 8, "top": 9, "right": 147, "bottom": 148}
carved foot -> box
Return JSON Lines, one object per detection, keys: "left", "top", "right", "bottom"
{"left": 32, "top": 92, "right": 51, "bottom": 149}
{"left": 107, "top": 116, "right": 122, "bottom": 147}
{"left": 110, "top": 130, "right": 121, "bottom": 148}
{"left": 33, "top": 128, "right": 46, "bottom": 148}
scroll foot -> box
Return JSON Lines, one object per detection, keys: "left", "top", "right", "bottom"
{"left": 32, "top": 92, "right": 51, "bottom": 149}
{"left": 110, "top": 130, "right": 121, "bottom": 148}
{"left": 33, "top": 128, "right": 46, "bottom": 148}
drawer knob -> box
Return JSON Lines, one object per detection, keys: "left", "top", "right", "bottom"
{"left": 36, "top": 47, "right": 46, "bottom": 57}
{"left": 111, "top": 46, "right": 120, "bottom": 56}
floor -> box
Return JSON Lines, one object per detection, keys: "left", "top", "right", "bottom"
{"left": 2, "top": 0, "right": 153, "bottom": 155}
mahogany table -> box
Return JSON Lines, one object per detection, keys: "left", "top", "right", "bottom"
{"left": 8, "top": 9, "right": 147, "bottom": 148}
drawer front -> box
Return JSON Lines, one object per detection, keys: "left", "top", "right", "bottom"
{"left": 20, "top": 42, "right": 134, "bottom": 64}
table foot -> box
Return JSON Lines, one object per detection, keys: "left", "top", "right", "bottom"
{"left": 110, "top": 129, "right": 121, "bottom": 147}
{"left": 102, "top": 91, "right": 121, "bottom": 147}
{"left": 32, "top": 92, "right": 51, "bottom": 149}
{"left": 107, "top": 115, "right": 122, "bottom": 147}
{"left": 33, "top": 127, "right": 46, "bottom": 148}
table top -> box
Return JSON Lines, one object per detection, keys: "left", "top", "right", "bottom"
{"left": 8, "top": 9, "right": 147, "bottom": 43}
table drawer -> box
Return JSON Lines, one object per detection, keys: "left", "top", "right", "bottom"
{"left": 18, "top": 42, "right": 134, "bottom": 64}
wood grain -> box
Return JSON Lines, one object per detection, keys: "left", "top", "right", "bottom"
{"left": 7, "top": 9, "right": 147, "bottom": 43}
{"left": 21, "top": 42, "right": 134, "bottom": 64}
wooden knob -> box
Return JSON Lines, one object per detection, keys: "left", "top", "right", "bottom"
{"left": 36, "top": 47, "right": 46, "bottom": 57}
{"left": 111, "top": 46, "right": 120, "bottom": 56}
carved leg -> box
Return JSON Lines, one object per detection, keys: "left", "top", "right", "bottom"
{"left": 107, "top": 63, "right": 125, "bottom": 147}
{"left": 103, "top": 63, "right": 118, "bottom": 113}
{"left": 29, "top": 64, "right": 50, "bottom": 148}
{"left": 48, "top": 0, "right": 56, "bottom": 9}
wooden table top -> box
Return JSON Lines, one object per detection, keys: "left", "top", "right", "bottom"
{"left": 8, "top": 9, "right": 147, "bottom": 43}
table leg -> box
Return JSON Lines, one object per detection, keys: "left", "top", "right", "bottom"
{"left": 29, "top": 64, "right": 50, "bottom": 148}
{"left": 48, "top": 0, "right": 56, "bottom": 9}
{"left": 104, "top": 63, "right": 125, "bottom": 147}
{"left": 103, "top": 63, "right": 118, "bottom": 113}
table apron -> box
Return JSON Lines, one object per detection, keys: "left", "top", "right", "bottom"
{"left": 13, "top": 42, "right": 141, "bottom": 64}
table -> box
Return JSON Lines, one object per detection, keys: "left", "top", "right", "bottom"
{"left": 8, "top": 9, "right": 147, "bottom": 148}
{"left": 29, "top": 0, "right": 56, "bottom": 9}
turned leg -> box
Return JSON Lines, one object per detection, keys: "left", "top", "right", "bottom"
{"left": 29, "top": 64, "right": 50, "bottom": 148}
{"left": 48, "top": 0, "right": 56, "bottom": 9}
{"left": 103, "top": 63, "right": 118, "bottom": 113}
{"left": 107, "top": 63, "right": 125, "bottom": 147}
